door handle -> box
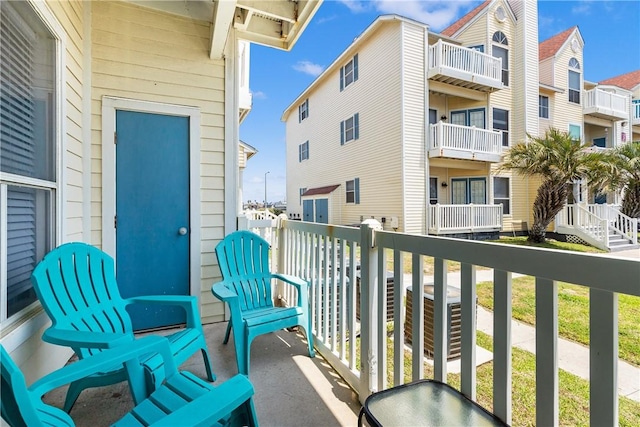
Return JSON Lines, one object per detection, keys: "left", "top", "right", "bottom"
{"left": 178, "top": 227, "right": 188, "bottom": 236}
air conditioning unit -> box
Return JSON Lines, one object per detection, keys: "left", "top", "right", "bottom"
{"left": 389, "top": 216, "right": 399, "bottom": 229}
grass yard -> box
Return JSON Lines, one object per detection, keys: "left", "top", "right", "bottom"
{"left": 489, "top": 236, "right": 606, "bottom": 253}
{"left": 476, "top": 277, "right": 640, "bottom": 366}
{"left": 379, "top": 332, "right": 640, "bottom": 426}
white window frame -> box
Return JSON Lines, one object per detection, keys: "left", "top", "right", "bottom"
{"left": 299, "top": 141, "right": 309, "bottom": 161}
{"left": 346, "top": 179, "right": 356, "bottom": 204}
{"left": 568, "top": 59, "right": 581, "bottom": 105}
{"left": 299, "top": 99, "right": 309, "bottom": 121}
{"left": 0, "top": 0, "right": 66, "bottom": 348}
{"left": 344, "top": 116, "right": 355, "bottom": 142}
{"left": 344, "top": 58, "right": 356, "bottom": 88}
{"left": 493, "top": 108, "right": 510, "bottom": 147}
{"left": 539, "top": 95, "right": 549, "bottom": 119}
{"left": 493, "top": 176, "right": 511, "bottom": 216}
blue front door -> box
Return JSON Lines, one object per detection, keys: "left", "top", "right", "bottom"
{"left": 303, "top": 199, "right": 314, "bottom": 222}
{"left": 116, "top": 110, "right": 190, "bottom": 331}
{"left": 315, "top": 199, "right": 328, "bottom": 224}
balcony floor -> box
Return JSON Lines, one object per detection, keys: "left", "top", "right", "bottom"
{"left": 42, "top": 323, "right": 361, "bottom": 426}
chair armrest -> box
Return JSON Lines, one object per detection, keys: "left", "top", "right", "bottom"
{"left": 271, "top": 273, "right": 309, "bottom": 290}
{"left": 126, "top": 295, "right": 201, "bottom": 328}
{"left": 30, "top": 336, "right": 173, "bottom": 398}
{"left": 211, "top": 281, "right": 239, "bottom": 302}
{"left": 152, "top": 374, "right": 255, "bottom": 427}
{"left": 42, "top": 328, "right": 132, "bottom": 350}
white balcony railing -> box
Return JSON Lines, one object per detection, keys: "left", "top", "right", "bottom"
{"left": 428, "top": 40, "right": 503, "bottom": 91}
{"left": 264, "top": 219, "right": 639, "bottom": 426}
{"left": 633, "top": 100, "right": 640, "bottom": 125}
{"left": 429, "top": 122, "right": 503, "bottom": 162}
{"left": 428, "top": 203, "right": 503, "bottom": 234}
{"left": 583, "top": 88, "right": 629, "bottom": 120}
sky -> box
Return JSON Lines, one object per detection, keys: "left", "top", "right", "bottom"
{"left": 240, "top": 0, "right": 640, "bottom": 204}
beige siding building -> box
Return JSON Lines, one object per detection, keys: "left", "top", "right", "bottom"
{"left": 1, "top": 0, "right": 321, "bottom": 382}
{"left": 283, "top": 0, "right": 638, "bottom": 248}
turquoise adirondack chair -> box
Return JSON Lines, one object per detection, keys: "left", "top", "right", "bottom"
{"left": 1, "top": 336, "right": 258, "bottom": 427}
{"left": 30, "top": 242, "right": 215, "bottom": 412}
{"left": 212, "top": 231, "right": 315, "bottom": 376}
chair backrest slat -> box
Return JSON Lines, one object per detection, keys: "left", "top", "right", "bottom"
{"left": 215, "top": 231, "right": 274, "bottom": 311}
{"left": 31, "top": 243, "right": 134, "bottom": 360}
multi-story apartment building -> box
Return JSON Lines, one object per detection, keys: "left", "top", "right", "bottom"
{"left": 282, "top": 0, "right": 637, "bottom": 248}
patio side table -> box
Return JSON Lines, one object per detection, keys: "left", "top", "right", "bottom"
{"left": 359, "top": 379, "right": 508, "bottom": 427}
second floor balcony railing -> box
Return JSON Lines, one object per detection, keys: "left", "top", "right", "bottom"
{"left": 583, "top": 88, "right": 629, "bottom": 121}
{"left": 428, "top": 40, "right": 503, "bottom": 92}
{"left": 429, "top": 122, "right": 503, "bottom": 162}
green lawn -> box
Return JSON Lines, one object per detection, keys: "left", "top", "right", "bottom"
{"left": 476, "top": 277, "right": 640, "bottom": 366}
{"left": 379, "top": 332, "right": 640, "bottom": 426}
{"left": 489, "top": 236, "right": 606, "bottom": 253}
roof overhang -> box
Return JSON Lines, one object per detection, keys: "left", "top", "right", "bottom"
{"left": 539, "top": 82, "right": 564, "bottom": 93}
{"left": 211, "top": 0, "right": 323, "bottom": 58}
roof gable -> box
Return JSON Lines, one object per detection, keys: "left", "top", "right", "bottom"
{"left": 538, "top": 27, "right": 580, "bottom": 61}
{"left": 599, "top": 70, "right": 640, "bottom": 91}
{"left": 441, "top": 0, "right": 491, "bottom": 37}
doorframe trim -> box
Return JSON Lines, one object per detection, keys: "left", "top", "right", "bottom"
{"left": 101, "top": 96, "right": 202, "bottom": 297}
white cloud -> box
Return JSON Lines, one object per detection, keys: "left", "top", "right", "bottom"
{"left": 337, "top": 0, "right": 479, "bottom": 31}
{"left": 293, "top": 60, "right": 325, "bottom": 77}
{"left": 571, "top": 2, "right": 592, "bottom": 15}
{"left": 251, "top": 90, "right": 267, "bottom": 100}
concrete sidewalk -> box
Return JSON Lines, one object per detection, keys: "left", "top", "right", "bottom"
{"left": 414, "top": 247, "right": 640, "bottom": 402}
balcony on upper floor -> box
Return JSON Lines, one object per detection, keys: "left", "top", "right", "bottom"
{"left": 428, "top": 40, "right": 503, "bottom": 92}
{"left": 583, "top": 88, "right": 629, "bottom": 121}
{"left": 428, "top": 122, "right": 503, "bottom": 162}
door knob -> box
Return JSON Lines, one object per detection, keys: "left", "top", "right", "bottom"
{"left": 178, "top": 227, "right": 188, "bottom": 236}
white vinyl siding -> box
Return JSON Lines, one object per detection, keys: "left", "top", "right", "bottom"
{"left": 550, "top": 33, "right": 583, "bottom": 135}
{"left": 285, "top": 22, "right": 407, "bottom": 228}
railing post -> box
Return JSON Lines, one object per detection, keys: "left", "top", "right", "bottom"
{"left": 359, "top": 219, "right": 382, "bottom": 400}
{"left": 632, "top": 219, "right": 638, "bottom": 245}
{"left": 470, "top": 204, "right": 475, "bottom": 232}
{"left": 435, "top": 203, "right": 441, "bottom": 233}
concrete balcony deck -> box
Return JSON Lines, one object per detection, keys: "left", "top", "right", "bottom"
{"left": 42, "top": 323, "right": 360, "bottom": 426}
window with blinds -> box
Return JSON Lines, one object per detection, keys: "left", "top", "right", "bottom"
{"left": 1, "top": 1, "right": 57, "bottom": 321}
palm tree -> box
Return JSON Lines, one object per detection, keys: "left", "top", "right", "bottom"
{"left": 598, "top": 141, "right": 640, "bottom": 219}
{"left": 500, "top": 128, "right": 607, "bottom": 243}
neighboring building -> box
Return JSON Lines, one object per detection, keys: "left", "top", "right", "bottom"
{"left": 599, "top": 70, "right": 640, "bottom": 143}
{"left": 283, "top": 0, "right": 637, "bottom": 247}
{"left": 0, "top": 0, "right": 321, "bottom": 383}
{"left": 239, "top": 140, "right": 258, "bottom": 211}
{"left": 283, "top": 0, "right": 537, "bottom": 236}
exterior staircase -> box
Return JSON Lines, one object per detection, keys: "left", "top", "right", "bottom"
{"left": 555, "top": 204, "right": 639, "bottom": 252}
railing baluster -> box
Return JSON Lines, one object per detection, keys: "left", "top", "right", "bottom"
{"left": 330, "top": 237, "right": 338, "bottom": 351}
{"left": 339, "top": 239, "right": 347, "bottom": 361}
{"left": 348, "top": 240, "right": 357, "bottom": 371}
{"left": 377, "top": 246, "right": 386, "bottom": 391}
{"left": 433, "top": 257, "right": 448, "bottom": 382}
{"left": 493, "top": 269, "right": 512, "bottom": 425}
{"left": 411, "top": 253, "right": 424, "bottom": 380}
{"left": 461, "top": 262, "right": 476, "bottom": 400}
{"left": 323, "top": 235, "right": 330, "bottom": 343}
{"left": 536, "top": 277, "right": 558, "bottom": 426}
{"left": 393, "top": 249, "right": 404, "bottom": 386}
{"left": 590, "top": 288, "right": 619, "bottom": 426}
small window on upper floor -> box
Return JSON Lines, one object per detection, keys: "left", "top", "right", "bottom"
{"left": 492, "top": 31, "right": 508, "bottom": 45}
{"left": 568, "top": 58, "right": 581, "bottom": 104}
{"left": 492, "top": 32, "right": 509, "bottom": 86}
{"left": 298, "top": 141, "right": 309, "bottom": 162}
{"left": 340, "top": 54, "right": 359, "bottom": 91}
{"left": 539, "top": 95, "right": 549, "bottom": 119}
{"left": 340, "top": 113, "right": 359, "bottom": 145}
{"left": 298, "top": 99, "right": 309, "bottom": 122}
{"left": 346, "top": 178, "right": 360, "bottom": 204}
